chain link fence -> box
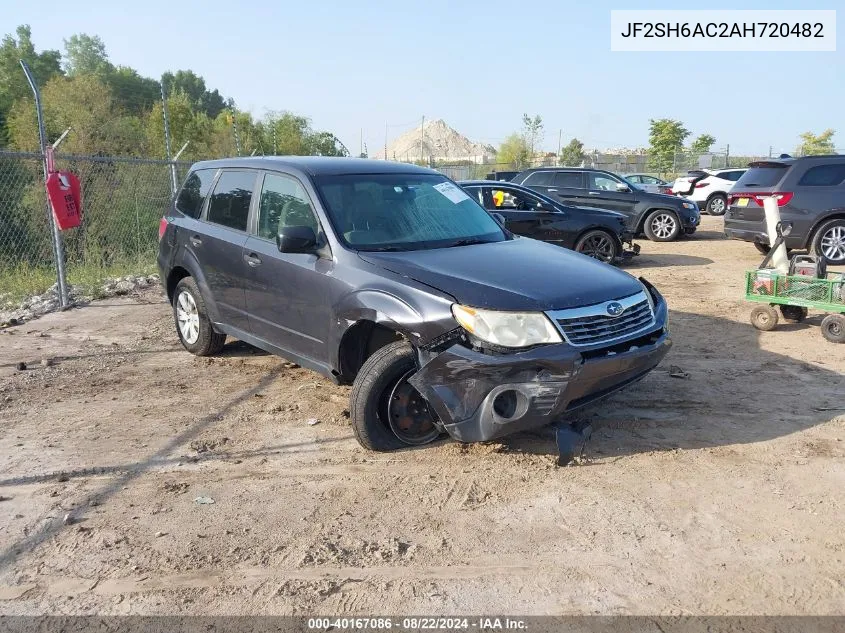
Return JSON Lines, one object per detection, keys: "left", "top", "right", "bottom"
{"left": 0, "top": 150, "right": 189, "bottom": 307}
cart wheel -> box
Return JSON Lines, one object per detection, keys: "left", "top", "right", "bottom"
{"left": 750, "top": 305, "right": 779, "bottom": 331}
{"left": 780, "top": 305, "right": 808, "bottom": 323}
{"left": 820, "top": 314, "right": 845, "bottom": 344}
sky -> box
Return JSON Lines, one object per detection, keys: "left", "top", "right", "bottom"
{"left": 5, "top": 0, "right": 843, "bottom": 156}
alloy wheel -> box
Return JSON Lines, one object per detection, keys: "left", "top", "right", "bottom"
{"left": 176, "top": 290, "right": 200, "bottom": 344}
{"left": 708, "top": 197, "right": 726, "bottom": 215}
{"left": 820, "top": 225, "right": 845, "bottom": 261}
{"left": 651, "top": 213, "right": 677, "bottom": 240}
{"left": 386, "top": 369, "right": 439, "bottom": 445}
{"left": 577, "top": 232, "right": 616, "bottom": 263}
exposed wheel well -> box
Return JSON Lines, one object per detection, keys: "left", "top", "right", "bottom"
{"left": 808, "top": 213, "right": 845, "bottom": 249}
{"left": 705, "top": 191, "right": 727, "bottom": 202}
{"left": 574, "top": 227, "right": 621, "bottom": 248}
{"left": 636, "top": 208, "right": 678, "bottom": 233}
{"left": 166, "top": 266, "right": 191, "bottom": 303}
{"left": 337, "top": 320, "right": 404, "bottom": 384}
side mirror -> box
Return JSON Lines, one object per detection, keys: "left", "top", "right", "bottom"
{"left": 277, "top": 225, "right": 317, "bottom": 253}
{"left": 776, "top": 221, "right": 793, "bottom": 238}
{"left": 615, "top": 182, "right": 631, "bottom": 192}
{"left": 491, "top": 212, "right": 506, "bottom": 226}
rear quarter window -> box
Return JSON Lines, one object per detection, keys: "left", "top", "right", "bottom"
{"left": 524, "top": 171, "right": 556, "bottom": 186}
{"left": 734, "top": 165, "right": 789, "bottom": 188}
{"left": 797, "top": 164, "right": 845, "bottom": 187}
{"left": 176, "top": 169, "right": 216, "bottom": 218}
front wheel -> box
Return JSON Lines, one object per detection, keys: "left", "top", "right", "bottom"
{"left": 574, "top": 230, "right": 620, "bottom": 263}
{"left": 706, "top": 194, "right": 727, "bottom": 216}
{"left": 643, "top": 210, "right": 681, "bottom": 242}
{"left": 820, "top": 314, "right": 845, "bottom": 344}
{"left": 350, "top": 341, "right": 441, "bottom": 451}
{"left": 172, "top": 277, "right": 226, "bottom": 356}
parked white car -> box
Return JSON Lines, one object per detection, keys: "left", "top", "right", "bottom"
{"left": 623, "top": 173, "right": 673, "bottom": 195}
{"left": 671, "top": 168, "right": 746, "bottom": 216}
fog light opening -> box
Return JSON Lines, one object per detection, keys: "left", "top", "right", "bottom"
{"left": 493, "top": 390, "right": 518, "bottom": 419}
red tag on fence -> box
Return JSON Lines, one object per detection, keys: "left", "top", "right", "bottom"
{"left": 46, "top": 170, "right": 82, "bottom": 230}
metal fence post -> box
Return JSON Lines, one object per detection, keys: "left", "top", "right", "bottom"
{"left": 20, "top": 60, "right": 69, "bottom": 308}
{"left": 160, "top": 82, "right": 177, "bottom": 196}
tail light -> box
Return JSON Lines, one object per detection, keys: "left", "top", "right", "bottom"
{"left": 728, "top": 192, "right": 794, "bottom": 207}
{"left": 694, "top": 182, "right": 710, "bottom": 188}
{"left": 159, "top": 217, "right": 169, "bottom": 241}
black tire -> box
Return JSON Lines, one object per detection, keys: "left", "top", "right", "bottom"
{"left": 172, "top": 277, "right": 226, "bottom": 356}
{"left": 750, "top": 305, "right": 779, "bottom": 331}
{"left": 574, "top": 229, "right": 620, "bottom": 263}
{"left": 820, "top": 314, "right": 845, "bottom": 344}
{"left": 780, "top": 305, "right": 808, "bottom": 323}
{"left": 754, "top": 242, "right": 771, "bottom": 255}
{"left": 643, "top": 210, "right": 682, "bottom": 242}
{"left": 811, "top": 218, "right": 845, "bottom": 266}
{"left": 705, "top": 194, "right": 727, "bottom": 216}
{"left": 349, "top": 340, "right": 440, "bottom": 451}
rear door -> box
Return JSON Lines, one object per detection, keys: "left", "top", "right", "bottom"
{"left": 197, "top": 169, "right": 258, "bottom": 331}
{"left": 242, "top": 171, "right": 333, "bottom": 364}
{"left": 545, "top": 171, "right": 586, "bottom": 204}
{"left": 519, "top": 170, "right": 557, "bottom": 196}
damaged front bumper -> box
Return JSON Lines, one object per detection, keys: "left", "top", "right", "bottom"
{"left": 620, "top": 233, "right": 641, "bottom": 260}
{"left": 409, "top": 294, "right": 670, "bottom": 443}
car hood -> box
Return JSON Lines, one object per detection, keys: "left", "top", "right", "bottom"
{"left": 358, "top": 237, "right": 643, "bottom": 311}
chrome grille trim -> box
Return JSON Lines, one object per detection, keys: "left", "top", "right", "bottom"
{"left": 546, "top": 291, "right": 656, "bottom": 347}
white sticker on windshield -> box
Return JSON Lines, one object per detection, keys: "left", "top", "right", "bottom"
{"left": 433, "top": 182, "right": 471, "bottom": 204}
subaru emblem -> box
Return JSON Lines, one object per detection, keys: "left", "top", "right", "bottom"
{"left": 606, "top": 301, "right": 624, "bottom": 317}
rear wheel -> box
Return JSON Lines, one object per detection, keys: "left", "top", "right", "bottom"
{"left": 705, "top": 194, "right": 727, "bottom": 216}
{"left": 811, "top": 218, "right": 845, "bottom": 265}
{"left": 780, "top": 305, "right": 808, "bottom": 323}
{"left": 350, "top": 341, "right": 440, "bottom": 451}
{"left": 643, "top": 210, "right": 681, "bottom": 242}
{"left": 820, "top": 314, "right": 845, "bottom": 344}
{"left": 172, "top": 277, "right": 226, "bottom": 356}
{"left": 750, "top": 305, "right": 779, "bottom": 331}
{"left": 574, "top": 230, "right": 620, "bottom": 263}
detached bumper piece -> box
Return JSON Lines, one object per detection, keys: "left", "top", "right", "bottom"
{"left": 409, "top": 326, "right": 671, "bottom": 445}
{"left": 619, "top": 236, "right": 641, "bottom": 260}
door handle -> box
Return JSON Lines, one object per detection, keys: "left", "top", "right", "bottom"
{"left": 190, "top": 235, "right": 202, "bottom": 247}
{"left": 547, "top": 188, "right": 558, "bottom": 193}
{"left": 588, "top": 191, "right": 602, "bottom": 195}
{"left": 244, "top": 253, "right": 262, "bottom": 267}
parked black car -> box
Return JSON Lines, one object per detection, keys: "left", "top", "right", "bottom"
{"left": 724, "top": 156, "right": 845, "bottom": 265}
{"left": 484, "top": 170, "right": 519, "bottom": 182}
{"left": 158, "top": 158, "right": 670, "bottom": 453}
{"left": 512, "top": 167, "right": 700, "bottom": 242}
{"left": 458, "top": 180, "right": 638, "bottom": 263}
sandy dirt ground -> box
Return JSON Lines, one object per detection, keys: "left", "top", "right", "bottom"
{"left": 0, "top": 216, "right": 843, "bottom": 616}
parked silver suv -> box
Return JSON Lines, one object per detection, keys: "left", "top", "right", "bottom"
{"left": 724, "top": 156, "right": 845, "bottom": 264}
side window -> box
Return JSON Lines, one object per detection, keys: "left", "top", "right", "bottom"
{"left": 206, "top": 170, "right": 256, "bottom": 232}
{"left": 722, "top": 170, "right": 744, "bottom": 182}
{"left": 175, "top": 169, "right": 216, "bottom": 218}
{"left": 257, "top": 173, "right": 319, "bottom": 239}
{"left": 462, "top": 186, "right": 485, "bottom": 207}
{"left": 524, "top": 171, "right": 556, "bottom": 186}
{"left": 588, "top": 172, "right": 621, "bottom": 191}
{"left": 627, "top": 175, "right": 642, "bottom": 184}
{"left": 554, "top": 171, "right": 584, "bottom": 188}
{"left": 797, "top": 164, "right": 845, "bottom": 187}
{"left": 641, "top": 175, "right": 660, "bottom": 185}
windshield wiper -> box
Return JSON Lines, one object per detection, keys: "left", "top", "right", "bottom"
{"left": 445, "top": 238, "right": 490, "bottom": 248}
{"left": 364, "top": 245, "right": 408, "bottom": 252}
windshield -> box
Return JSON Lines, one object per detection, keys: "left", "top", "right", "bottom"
{"left": 315, "top": 173, "right": 506, "bottom": 251}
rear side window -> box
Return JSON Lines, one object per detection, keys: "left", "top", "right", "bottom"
{"left": 721, "top": 170, "right": 745, "bottom": 182}
{"left": 797, "top": 164, "right": 845, "bottom": 187}
{"left": 555, "top": 171, "right": 585, "bottom": 188}
{"left": 734, "top": 165, "right": 789, "bottom": 188}
{"left": 524, "top": 171, "right": 556, "bottom": 186}
{"left": 176, "top": 169, "right": 216, "bottom": 218}
{"left": 206, "top": 170, "right": 257, "bottom": 232}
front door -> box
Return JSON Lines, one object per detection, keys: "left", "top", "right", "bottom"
{"left": 197, "top": 169, "right": 258, "bottom": 331}
{"left": 243, "top": 172, "right": 332, "bottom": 364}
{"left": 579, "top": 171, "right": 639, "bottom": 218}
{"left": 484, "top": 185, "right": 572, "bottom": 245}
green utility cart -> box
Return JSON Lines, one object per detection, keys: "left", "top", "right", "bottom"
{"left": 745, "top": 269, "right": 845, "bottom": 343}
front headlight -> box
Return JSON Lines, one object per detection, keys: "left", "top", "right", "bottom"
{"left": 682, "top": 202, "right": 697, "bottom": 210}
{"left": 451, "top": 305, "right": 562, "bottom": 348}
{"left": 640, "top": 281, "right": 656, "bottom": 313}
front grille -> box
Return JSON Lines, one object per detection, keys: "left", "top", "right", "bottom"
{"left": 547, "top": 292, "right": 655, "bottom": 347}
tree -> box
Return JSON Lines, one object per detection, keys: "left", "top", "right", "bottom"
{"left": 797, "top": 129, "right": 835, "bottom": 156}
{"left": 161, "top": 70, "right": 228, "bottom": 119}
{"left": 497, "top": 133, "right": 532, "bottom": 169}
{"left": 690, "top": 133, "right": 716, "bottom": 155}
{"left": 559, "top": 138, "right": 585, "bottom": 166}
{"left": 308, "top": 131, "right": 349, "bottom": 157}
{"left": 0, "top": 25, "right": 63, "bottom": 145}
{"left": 522, "top": 113, "right": 543, "bottom": 157}
{"left": 647, "top": 118, "right": 690, "bottom": 174}
{"left": 63, "top": 34, "right": 113, "bottom": 76}
{"left": 107, "top": 66, "right": 161, "bottom": 116}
